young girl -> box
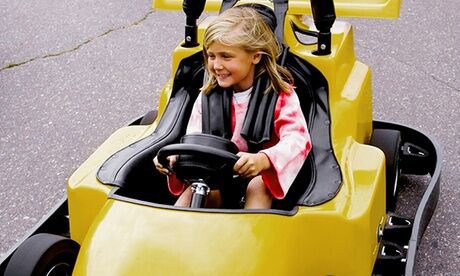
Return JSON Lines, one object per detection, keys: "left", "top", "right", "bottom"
{"left": 154, "top": 7, "right": 311, "bottom": 209}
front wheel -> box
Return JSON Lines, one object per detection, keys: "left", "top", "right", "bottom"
{"left": 4, "top": 233, "right": 80, "bottom": 276}
{"left": 370, "top": 129, "right": 402, "bottom": 211}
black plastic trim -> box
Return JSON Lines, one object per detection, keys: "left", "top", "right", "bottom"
{"left": 372, "top": 120, "right": 442, "bottom": 276}
{"left": 283, "top": 51, "right": 342, "bottom": 207}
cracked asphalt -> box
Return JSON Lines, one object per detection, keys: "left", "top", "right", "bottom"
{"left": 1, "top": 0, "right": 459, "bottom": 274}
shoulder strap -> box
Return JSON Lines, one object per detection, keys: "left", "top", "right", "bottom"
{"left": 240, "top": 76, "right": 278, "bottom": 149}
{"left": 201, "top": 87, "right": 233, "bottom": 140}
{"left": 241, "top": 46, "right": 288, "bottom": 150}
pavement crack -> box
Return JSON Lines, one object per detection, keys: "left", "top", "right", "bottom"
{"left": 428, "top": 73, "right": 459, "bottom": 93}
{"left": 396, "top": 58, "right": 460, "bottom": 93}
{"left": 0, "top": 9, "right": 155, "bottom": 72}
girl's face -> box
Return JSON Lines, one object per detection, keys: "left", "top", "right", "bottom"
{"left": 206, "top": 42, "right": 261, "bottom": 92}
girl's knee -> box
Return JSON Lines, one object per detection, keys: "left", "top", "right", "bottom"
{"left": 247, "top": 176, "right": 267, "bottom": 192}
{"left": 245, "top": 176, "right": 272, "bottom": 209}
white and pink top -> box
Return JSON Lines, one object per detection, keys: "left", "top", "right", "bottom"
{"left": 168, "top": 87, "right": 312, "bottom": 199}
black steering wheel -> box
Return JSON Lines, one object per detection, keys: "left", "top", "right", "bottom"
{"left": 157, "top": 134, "right": 240, "bottom": 208}
{"left": 157, "top": 134, "right": 240, "bottom": 207}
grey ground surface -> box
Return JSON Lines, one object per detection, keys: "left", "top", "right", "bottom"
{"left": 1, "top": 0, "right": 458, "bottom": 274}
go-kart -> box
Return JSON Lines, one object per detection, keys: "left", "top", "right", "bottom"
{"left": 0, "top": 0, "right": 442, "bottom": 275}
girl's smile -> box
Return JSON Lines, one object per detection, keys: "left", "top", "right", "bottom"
{"left": 206, "top": 42, "right": 261, "bottom": 92}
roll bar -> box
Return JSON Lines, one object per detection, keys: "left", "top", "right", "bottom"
{"left": 180, "top": 0, "right": 336, "bottom": 55}
{"left": 182, "top": 0, "right": 206, "bottom": 47}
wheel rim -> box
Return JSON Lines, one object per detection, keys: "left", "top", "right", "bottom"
{"left": 392, "top": 146, "right": 401, "bottom": 199}
{"left": 45, "top": 262, "right": 72, "bottom": 276}
{"left": 393, "top": 166, "right": 400, "bottom": 198}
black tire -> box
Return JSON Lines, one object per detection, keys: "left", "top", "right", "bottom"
{"left": 370, "top": 129, "right": 402, "bottom": 211}
{"left": 139, "top": 109, "right": 158, "bottom": 125}
{"left": 4, "top": 233, "right": 80, "bottom": 276}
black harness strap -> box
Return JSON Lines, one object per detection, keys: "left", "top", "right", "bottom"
{"left": 201, "top": 87, "right": 233, "bottom": 140}
{"left": 241, "top": 45, "right": 289, "bottom": 146}
{"left": 240, "top": 76, "right": 278, "bottom": 151}
{"left": 201, "top": 74, "right": 278, "bottom": 152}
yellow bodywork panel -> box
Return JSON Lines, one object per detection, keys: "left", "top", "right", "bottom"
{"left": 153, "top": 0, "right": 401, "bottom": 19}
{"left": 67, "top": 125, "right": 156, "bottom": 244}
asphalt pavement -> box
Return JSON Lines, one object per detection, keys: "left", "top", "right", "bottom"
{"left": 1, "top": 0, "right": 459, "bottom": 274}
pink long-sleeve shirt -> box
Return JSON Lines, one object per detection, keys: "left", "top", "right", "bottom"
{"left": 168, "top": 87, "right": 311, "bottom": 199}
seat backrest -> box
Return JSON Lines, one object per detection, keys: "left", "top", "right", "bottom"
{"left": 273, "top": 50, "right": 342, "bottom": 209}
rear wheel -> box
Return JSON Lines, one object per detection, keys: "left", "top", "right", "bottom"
{"left": 4, "top": 233, "right": 80, "bottom": 276}
{"left": 370, "top": 129, "right": 402, "bottom": 211}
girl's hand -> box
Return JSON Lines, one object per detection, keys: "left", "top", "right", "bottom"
{"left": 233, "top": 152, "right": 271, "bottom": 178}
{"left": 153, "top": 155, "right": 178, "bottom": 175}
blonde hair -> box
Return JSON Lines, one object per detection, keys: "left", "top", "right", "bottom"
{"left": 201, "top": 7, "right": 293, "bottom": 95}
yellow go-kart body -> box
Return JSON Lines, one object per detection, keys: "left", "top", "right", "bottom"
{"left": 69, "top": 1, "right": 394, "bottom": 275}
{"left": 1, "top": 1, "right": 442, "bottom": 276}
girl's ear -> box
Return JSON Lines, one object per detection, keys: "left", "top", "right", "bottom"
{"left": 252, "top": 52, "right": 262, "bottom": 64}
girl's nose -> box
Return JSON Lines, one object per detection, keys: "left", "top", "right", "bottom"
{"left": 213, "top": 60, "right": 223, "bottom": 70}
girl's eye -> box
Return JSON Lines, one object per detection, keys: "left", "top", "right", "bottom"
{"left": 208, "top": 55, "right": 216, "bottom": 60}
